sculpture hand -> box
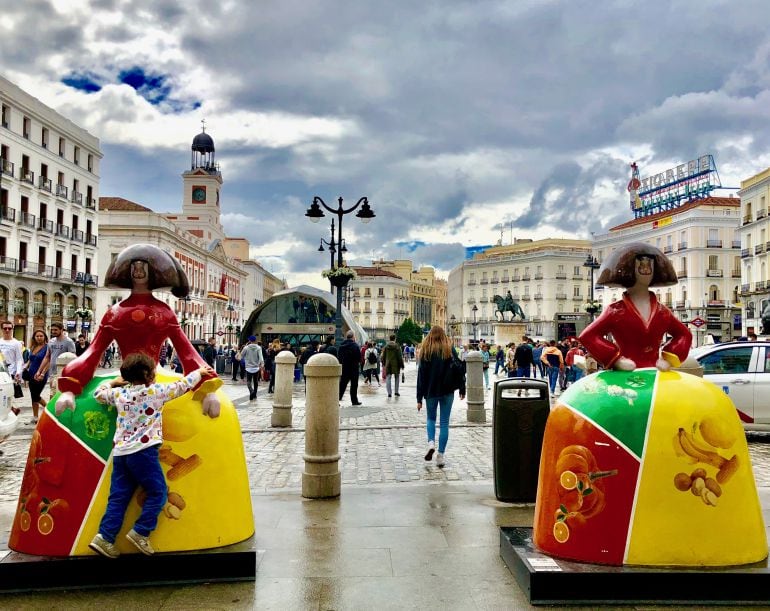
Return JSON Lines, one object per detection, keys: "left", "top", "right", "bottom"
{"left": 202, "top": 392, "right": 221, "bottom": 419}
{"left": 614, "top": 357, "right": 636, "bottom": 371}
{"left": 55, "top": 391, "right": 76, "bottom": 415}
{"left": 655, "top": 358, "right": 672, "bottom": 372}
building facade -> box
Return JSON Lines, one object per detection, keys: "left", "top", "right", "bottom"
{"left": 447, "top": 238, "right": 593, "bottom": 344}
{"left": 593, "top": 196, "right": 742, "bottom": 345}
{"left": 738, "top": 168, "right": 770, "bottom": 334}
{"left": 0, "top": 75, "right": 102, "bottom": 342}
{"left": 349, "top": 266, "right": 410, "bottom": 340}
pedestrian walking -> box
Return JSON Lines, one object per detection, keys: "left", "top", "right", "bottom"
{"left": 541, "top": 340, "right": 564, "bottom": 394}
{"left": 21, "top": 329, "right": 48, "bottom": 424}
{"left": 75, "top": 334, "right": 90, "bottom": 357}
{"left": 416, "top": 326, "right": 465, "bottom": 468}
{"left": 0, "top": 321, "right": 24, "bottom": 416}
{"left": 202, "top": 337, "right": 217, "bottom": 367}
{"left": 35, "top": 321, "right": 75, "bottom": 398}
{"left": 266, "top": 340, "right": 280, "bottom": 393}
{"left": 382, "top": 334, "right": 404, "bottom": 398}
{"left": 513, "top": 336, "right": 534, "bottom": 378}
{"left": 240, "top": 336, "right": 264, "bottom": 401}
{"left": 480, "top": 343, "right": 491, "bottom": 390}
{"left": 494, "top": 345, "right": 505, "bottom": 376}
{"left": 363, "top": 342, "right": 380, "bottom": 386}
{"left": 338, "top": 330, "right": 362, "bottom": 406}
{"left": 87, "top": 353, "right": 213, "bottom": 558}
{"left": 565, "top": 341, "right": 586, "bottom": 384}
{"left": 322, "top": 335, "right": 337, "bottom": 358}
{"left": 532, "top": 341, "right": 545, "bottom": 378}
{"left": 505, "top": 343, "right": 516, "bottom": 378}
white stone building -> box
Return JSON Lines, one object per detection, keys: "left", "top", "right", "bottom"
{"left": 447, "top": 238, "right": 593, "bottom": 344}
{"left": 349, "top": 266, "right": 410, "bottom": 341}
{"left": 0, "top": 75, "right": 101, "bottom": 342}
{"left": 593, "top": 196, "right": 742, "bottom": 345}
{"left": 738, "top": 168, "right": 770, "bottom": 334}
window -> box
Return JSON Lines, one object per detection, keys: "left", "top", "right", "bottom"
{"left": 74, "top": 146, "right": 80, "bottom": 165}
{"left": 22, "top": 116, "right": 30, "bottom": 139}
{"left": 58, "top": 137, "right": 65, "bottom": 157}
{"left": 87, "top": 154, "right": 93, "bottom": 172}
{"left": 700, "top": 347, "right": 752, "bottom": 375}
{"left": 1, "top": 104, "right": 8, "bottom": 128}
{"left": 364, "top": 288, "right": 371, "bottom": 297}
{"left": 708, "top": 255, "right": 718, "bottom": 271}
{"left": 378, "top": 287, "right": 384, "bottom": 297}
{"left": 573, "top": 265, "right": 580, "bottom": 276}
{"left": 573, "top": 285, "right": 581, "bottom": 297}
{"left": 41, "top": 127, "right": 48, "bottom": 149}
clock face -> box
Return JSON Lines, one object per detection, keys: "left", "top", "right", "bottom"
{"left": 192, "top": 187, "right": 206, "bottom": 202}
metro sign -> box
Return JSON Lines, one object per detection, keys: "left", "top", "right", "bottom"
{"left": 690, "top": 317, "right": 706, "bottom": 328}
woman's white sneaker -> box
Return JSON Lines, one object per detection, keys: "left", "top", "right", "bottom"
{"left": 436, "top": 452, "right": 445, "bottom": 468}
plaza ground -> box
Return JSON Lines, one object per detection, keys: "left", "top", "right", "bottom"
{"left": 1, "top": 362, "right": 770, "bottom": 609}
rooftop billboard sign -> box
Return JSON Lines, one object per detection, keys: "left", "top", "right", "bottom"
{"left": 627, "top": 154, "right": 721, "bottom": 218}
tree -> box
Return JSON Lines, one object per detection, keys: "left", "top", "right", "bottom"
{"left": 396, "top": 318, "right": 424, "bottom": 346}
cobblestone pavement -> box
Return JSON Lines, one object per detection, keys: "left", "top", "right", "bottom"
{"left": 2, "top": 362, "right": 770, "bottom": 502}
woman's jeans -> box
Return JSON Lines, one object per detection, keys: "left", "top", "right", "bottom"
{"left": 99, "top": 445, "right": 167, "bottom": 542}
{"left": 425, "top": 392, "right": 454, "bottom": 453}
{"left": 546, "top": 367, "right": 560, "bottom": 393}
{"left": 482, "top": 367, "right": 490, "bottom": 388}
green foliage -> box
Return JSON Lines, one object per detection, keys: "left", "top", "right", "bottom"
{"left": 396, "top": 318, "right": 424, "bottom": 346}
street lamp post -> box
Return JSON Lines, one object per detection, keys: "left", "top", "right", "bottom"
{"left": 471, "top": 304, "right": 478, "bottom": 346}
{"left": 306, "top": 196, "right": 375, "bottom": 345}
{"left": 583, "top": 254, "right": 601, "bottom": 320}
{"left": 318, "top": 219, "right": 347, "bottom": 293}
{"left": 74, "top": 272, "right": 96, "bottom": 338}
{"left": 449, "top": 314, "right": 457, "bottom": 346}
{"left": 227, "top": 303, "right": 235, "bottom": 346}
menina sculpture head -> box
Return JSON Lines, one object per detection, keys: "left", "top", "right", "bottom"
{"left": 595, "top": 242, "right": 677, "bottom": 289}
{"left": 105, "top": 243, "right": 190, "bottom": 298}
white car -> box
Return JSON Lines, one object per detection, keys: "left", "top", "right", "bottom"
{"left": 691, "top": 341, "right": 770, "bottom": 431}
{"left": 0, "top": 351, "right": 18, "bottom": 442}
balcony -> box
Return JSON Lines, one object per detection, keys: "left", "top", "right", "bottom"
{"left": 13, "top": 300, "right": 27, "bottom": 315}
{"left": 663, "top": 245, "right": 674, "bottom": 254}
{"left": 490, "top": 278, "right": 499, "bottom": 284}
{"left": 555, "top": 273, "right": 567, "bottom": 280}
{"left": 534, "top": 273, "right": 543, "bottom": 280}
{"left": 675, "top": 300, "right": 686, "bottom": 309}
{"left": 572, "top": 273, "right": 582, "bottom": 280}
{"left": 86, "top": 198, "right": 96, "bottom": 209}
{"left": 32, "top": 301, "right": 45, "bottom": 315}
{"left": 501, "top": 276, "right": 509, "bottom": 283}
{"left": 467, "top": 280, "right": 476, "bottom": 286}
{"left": 534, "top": 293, "right": 543, "bottom": 300}
{"left": 1, "top": 207, "right": 15, "bottom": 222}
{"left": 18, "top": 211, "right": 35, "bottom": 228}
{"left": 512, "top": 275, "right": 520, "bottom": 282}
{"left": 677, "top": 269, "right": 688, "bottom": 278}
{"left": 522, "top": 274, "right": 531, "bottom": 281}
{"left": 743, "top": 214, "right": 753, "bottom": 225}
{"left": 55, "top": 183, "right": 68, "bottom": 199}
{"left": 732, "top": 269, "right": 742, "bottom": 278}
{"left": 72, "top": 228, "right": 84, "bottom": 242}
{"left": 707, "top": 300, "right": 726, "bottom": 307}
{"left": 54, "top": 267, "right": 74, "bottom": 281}
{"left": 19, "top": 168, "right": 34, "bottom": 184}
{"left": 757, "top": 281, "right": 767, "bottom": 291}
{"left": 678, "top": 242, "right": 687, "bottom": 250}
{"left": 18, "top": 260, "right": 39, "bottom": 275}
{"left": 733, "top": 240, "right": 742, "bottom": 249}
{"left": 38, "top": 176, "right": 52, "bottom": 192}
{"left": 555, "top": 292, "right": 567, "bottom": 300}
{"left": 707, "top": 240, "right": 723, "bottom": 248}
{"left": 55, "top": 224, "right": 70, "bottom": 239}
{"left": 706, "top": 269, "right": 723, "bottom": 277}
{"left": 71, "top": 191, "right": 83, "bottom": 205}
{"left": 521, "top": 295, "right": 531, "bottom": 301}
{"left": 741, "top": 248, "right": 750, "bottom": 258}
{"left": 0, "top": 157, "right": 13, "bottom": 177}
{"left": 758, "top": 208, "right": 767, "bottom": 220}
{"left": 756, "top": 244, "right": 765, "bottom": 255}
{"left": 466, "top": 297, "right": 476, "bottom": 304}
{"left": 0, "top": 257, "right": 17, "bottom": 272}
{"left": 741, "top": 283, "right": 751, "bottom": 293}
{"left": 64, "top": 306, "right": 76, "bottom": 318}
{"left": 572, "top": 295, "right": 582, "bottom": 301}
{"left": 479, "top": 278, "right": 488, "bottom": 284}
{"left": 38, "top": 218, "right": 53, "bottom": 232}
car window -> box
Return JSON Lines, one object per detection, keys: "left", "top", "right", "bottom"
{"left": 700, "top": 347, "right": 753, "bottom": 375}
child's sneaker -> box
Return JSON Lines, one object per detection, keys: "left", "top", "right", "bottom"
{"left": 89, "top": 533, "right": 120, "bottom": 559}
{"left": 436, "top": 452, "right": 446, "bottom": 468}
{"left": 126, "top": 528, "right": 155, "bottom": 555}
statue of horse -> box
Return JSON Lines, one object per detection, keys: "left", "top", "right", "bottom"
{"left": 492, "top": 294, "right": 526, "bottom": 321}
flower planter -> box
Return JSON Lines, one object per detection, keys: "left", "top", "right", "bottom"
{"left": 329, "top": 275, "right": 352, "bottom": 288}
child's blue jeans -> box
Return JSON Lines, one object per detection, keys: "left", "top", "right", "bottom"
{"left": 425, "top": 392, "right": 454, "bottom": 453}
{"left": 99, "top": 444, "right": 167, "bottom": 542}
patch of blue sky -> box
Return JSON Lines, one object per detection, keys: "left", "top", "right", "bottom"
{"left": 395, "top": 240, "right": 426, "bottom": 252}
{"left": 61, "top": 73, "right": 102, "bottom": 93}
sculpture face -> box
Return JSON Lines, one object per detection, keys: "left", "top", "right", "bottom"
{"left": 130, "top": 260, "right": 149, "bottom": 290}
{"left": 634, "top": 255, "right": 653, "bottom": 288}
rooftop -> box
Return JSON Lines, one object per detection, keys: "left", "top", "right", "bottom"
{"left": 610, "top": 196, "right": 740, "bottom": 231}
{"left": 98, "top": 197, "right": 152, "bottom": 212}
{"left": 351, "top": 266, "right": 403, "bottom": 279}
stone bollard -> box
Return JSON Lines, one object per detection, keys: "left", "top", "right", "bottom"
{"left": 302, "top": 352, "right": 342, "bottom": 499}
{"left": 271, "top": 350, "right": 297, "bottom": 427}
{"left": 465, "top": 350, "right": 486, "bottom": 423}
{"left": 52, "top": 352, "right": 77, "bottom": 394}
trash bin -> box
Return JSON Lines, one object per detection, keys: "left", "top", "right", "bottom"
{"left": 493, "top": 377, "right": 550, "bottom": 503}
{"left": 216, "top": 355, "right": 226, "bottom": 375}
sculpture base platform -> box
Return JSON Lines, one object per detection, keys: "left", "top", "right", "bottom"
{"left": 495, "top": 322, "right": 527, "bottom": 347}
{"left": 500, "top": 527, "right": 770, "bottom": 606}
{"left": 0, "top": 536, "right": 257, "bottom": 593}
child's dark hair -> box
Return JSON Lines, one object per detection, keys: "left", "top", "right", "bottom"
{"left": 120, "top": 353, "right": 155, "bottom": 385}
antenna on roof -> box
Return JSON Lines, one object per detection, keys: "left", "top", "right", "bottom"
{"left": 201, "top": 118, "right": 206, "bottom": 132}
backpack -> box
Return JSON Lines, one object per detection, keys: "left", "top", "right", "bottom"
{"left": 367, "top": 349, "right": 378, "bottom": 364}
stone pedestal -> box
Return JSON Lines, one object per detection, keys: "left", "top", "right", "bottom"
{"left": 465, "top": 351, "right": 486, "bottom": 423}
{"left": 302, "top": 353, "right": 342, "bottom": 499}
{"left": 495, "top": 322, "right": 527, "bottom": 347}
{"left": 271, "top": 351, "right": 296, "bottom": 427}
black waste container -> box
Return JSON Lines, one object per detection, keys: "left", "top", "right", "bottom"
{"left": 493, "top": 377, "right": 550, "bottom": 502}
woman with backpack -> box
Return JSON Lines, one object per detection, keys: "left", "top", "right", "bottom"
{"left": 416, "top": 326, "right": 465, "bottom": 468}
{"left": 363, "top": 342, "right": 380, "bottom": 386}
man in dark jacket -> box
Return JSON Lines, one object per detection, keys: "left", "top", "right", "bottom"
{"left": 382, "top": 334, "right": 404, "bottom": 397}
{"left": 203, "top": 337, "right": 217, "bottom": 367}
{"left": 513, "top": 336, "right": 534, "bottom": 377}
{"left": 322, "top": 335, "right": 337, "bottom": 358}
{"left": 337, "top": 330, "right": 362, "bottom": 405}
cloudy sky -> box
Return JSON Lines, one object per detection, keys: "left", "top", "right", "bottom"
{"left": 4, "top": 0, "right": 770, "bottom": 288}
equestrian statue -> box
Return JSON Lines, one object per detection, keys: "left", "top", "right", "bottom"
{"left": 492, "top": 291, "right": 526, "bottom": 321}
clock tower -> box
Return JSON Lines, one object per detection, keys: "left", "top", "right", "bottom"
{"left": 167, "top": 123, "right": 226, "bottom": 244}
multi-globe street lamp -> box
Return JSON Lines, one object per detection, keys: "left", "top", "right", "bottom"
{"left": 306, "top": 196, "right": 375, "bottom": 344}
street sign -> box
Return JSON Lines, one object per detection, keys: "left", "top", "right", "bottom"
{"left": 217, "top": 330, "right": 225, "bottom": 336}
{"left": 690, "top": 317, "right": 705, "bottom": 328}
